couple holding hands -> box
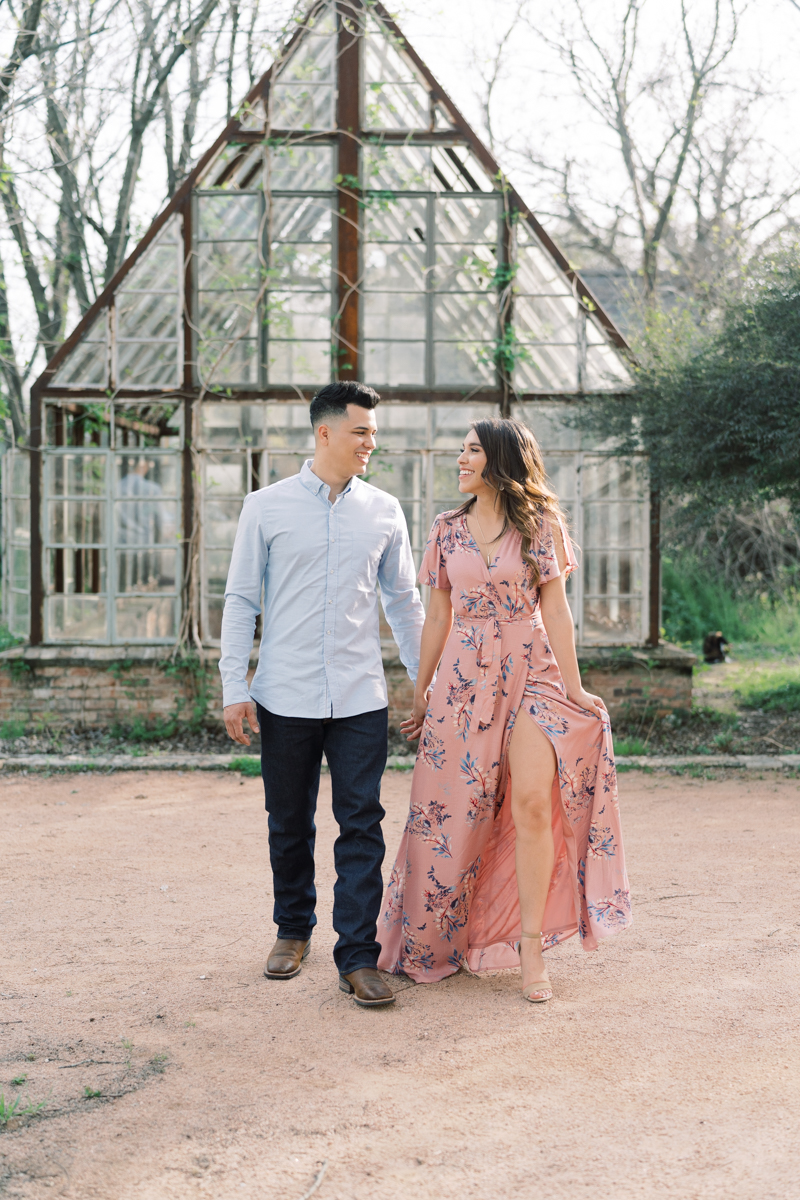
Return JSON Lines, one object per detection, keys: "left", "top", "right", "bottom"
{"left": 220, "top": 382, "right": 631, "bottom": 1008}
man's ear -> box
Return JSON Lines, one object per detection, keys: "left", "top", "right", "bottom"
{"left": 315, "top": 422, "right": 329, "bottom": 445}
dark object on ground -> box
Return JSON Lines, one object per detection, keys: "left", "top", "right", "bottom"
{"left": 703, "top": 631, "right": 730, "bottom": 663}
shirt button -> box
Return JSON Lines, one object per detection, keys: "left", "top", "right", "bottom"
{"left": 326, "top": 630, "right": 331, "bottom": 635}
{"left": 328, "top": 599, "right": 332, "bottom": 604}
{"left": 326, "top": 660, "right": 331, "bottom": 665}
{"left": 330, "top": 569, "right": 334, "bottom": 574}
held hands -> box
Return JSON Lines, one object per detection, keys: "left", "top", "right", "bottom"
{"left": 224, "top": 701, "right": 260, "bottom": 746}
{"left": 567, "top": 687, "right": 607, "bottom": 720}
{"left": 400, "top": 688, "right": 431, "bottom": 742}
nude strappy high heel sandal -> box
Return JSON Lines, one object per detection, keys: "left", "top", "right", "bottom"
{"left": 516, "top": 931, "right": 553, "bottom": 1003}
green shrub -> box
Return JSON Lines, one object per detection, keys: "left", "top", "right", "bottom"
{"left": 230, "top": 755, "right": 261, "bottom": 777}
{"left": 614, "top": 737, "right": 648, "bottom": 756}
{"left": 0, "top": 719, "right": 25, "bottom": 741}
{"left": 734, "top": 668, "right": 800, "bottom": 712}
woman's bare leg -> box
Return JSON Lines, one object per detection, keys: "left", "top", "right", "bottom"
{"left": 507, "top": 709, "right": 557, "bottom": 992}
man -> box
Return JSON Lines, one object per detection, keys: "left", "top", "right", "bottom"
{"left": 220, "top": 381, "right": 425, "bottom": 1007}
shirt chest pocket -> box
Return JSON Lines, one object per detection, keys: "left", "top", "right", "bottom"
{"left": 339, "top": 527, "right": 386, "bottom": 583}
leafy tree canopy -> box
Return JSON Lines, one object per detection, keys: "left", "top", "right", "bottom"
{"left": 578, "top": 250, "right": 800, "bottom": 514}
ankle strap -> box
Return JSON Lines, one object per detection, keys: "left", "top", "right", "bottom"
{"left": 519, "top": 931, "right": 543, "bottom": 939}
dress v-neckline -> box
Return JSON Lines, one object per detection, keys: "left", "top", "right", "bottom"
{"left": 463, "top": 513, "right": 507, "bottom": 572}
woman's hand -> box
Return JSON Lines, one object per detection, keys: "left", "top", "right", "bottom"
{"left": 400, "top": 689, "right": 431, "bottom": 741}
{"left": 567, "top": 687, "right": 607, "bottom": 720}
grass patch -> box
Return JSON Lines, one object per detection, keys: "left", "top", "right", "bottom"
{"left": 0, "top": 1092, "right": 46, "bottom": 1124}
{"left": 83, "top": 1086, "right": 102, "bottom": 1099}
{"left": 230, "top": 755, "right": 261, "bottom": 777}
{"left": 734, "top": 668, "right": 800, "bottom": 713}
{"left": 662, "top": 556, "right": 800, "bottom": 652}
{"left": 0, "top": 719, "right": 25, "bottom": 741}
{"left": 614, "top": 737, "right": 648, "bottom": 756}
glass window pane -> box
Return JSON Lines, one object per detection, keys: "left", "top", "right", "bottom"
{"left": 271, "top": 196, "right": 332, "bottom": 243}
{"left": 198, "top": 194, "right": 261, "bottom": 240}
{"left": 514, "top": 295, "right": 579, "bottom": 344}
{"left": 431, "top": 403, "right": 499, "bottom": 447}
{"left": 435, "top": 243, "right": 496, "bottom": 292}
{"left": 513, "top": 345, "right": 578, "bottom": 392}
{"left": 117, "top": 290, "right": 178, "bottom": 340}
{"left": 434, "top": 295, "right": 497, "bottom": 340}
{"left": 365, "top": 195, "right": 428, "bottom": 243}
{"left": 277, "top": 32, "right": 335, "bottom": 84}
{"left": 198, "top": 242, "right": 261, "bottom": 291}
{"left": 515, "top": 242, "right": 573, "bottom": 296}
{"left": 10, "top": 499, "right": 30, "bottom": 541}
{"left": 116, "top": 548, "right": 178, "bottom": 593}
{"left": 10, "top": 590, "right": 30, "bottom": 634}
{"left": 11, "top": 546, "right": 29, "bottom": 588}
{"left": 364, "top": 244, "right": 426, "bottom": 291}
{"left": 363, "top": 144, "right": 431, "bottom": 190}
{"left": 435, "top": 197, "right": 499, "bottom": 244}
{"left": 365, "top": 82, "right": 429, "bottom": 130}
{"left": 52, "top": 328, "right": 108, "bottom": 387}
{"left": 267, "top": 454, "right": 306, "bottom": 483}
{"left": 205, "top": 498, "right": 245, "bottom": 545}
{"left": 363, "top": 293, "right": 426, "bottom": 339}
{"left": 269, "top": 243, "right": 331, "bottom": 290}
{"left": 48, "top": 500, "right": 104, "bottom": 545}
{"left": 205, "top": 596, "right": 224, "bottom": 641}
{"left": 47, "top": 454, "right": 106, "bottom": 497}
{"left": 123, "top": 243, "right": 179, "bottom": 292}
{"left": 47, "top": 548, "right": 107, "bottom": 594}
{"left": 434, "top": 341, "right": 495, "bottom": 386}
{"left": 271, "top": 83, "right": 334, "bottom": 130}
{"left": 10, "top": 452, "right": 29, "bottom": 495}
{"left": 514, "top": 402, "right": 581, "bottom": 451}
{"left": 266, "top": 404, "right": 314, "bottom": 451}
{"left": 268, "top": 291, "right": 331, "bottom": 340}
{"left": 115, "top": 596, "right": 176, "bottom": 640}
{"left": 433, "top": 455, "right": 461, "bottom": 502}
{"left": 584, "top": 551, "right": 644, "bottom": 596}
{"left": 198, "top": 291, "right": 260, "bottom": 339}
{"left": 267, "top": 340, "right": 330, "bottom": 385}
{"left": 267, "top": 144, "right": 334, "bottom": 190}
{"left": 47, "top": 595, "right": 107, "bottom": 641}
{"left": 118, "top": 342, "right": 179, "bottom": 387}
{"left": 116, "top": 455, "right": 179, "bottom": 497}
{"left": 584, "top": 343, "right": 633, "bottom": 390}
{"left": 584, "top": 502, "right": 644, "bottom": 548}
{"left": 375, "top": 403, "right": 428, "bottom": 449}
{"left": 200, "top": 403, "right": 266, "bottom": 448}
{"left": 115, "top": 500, "right": 178, "bottom": 545}
{"left": 430, "top": 146, "right": 495, "bottom": 194}
{"left": 582, "top": 457, "right": 646, "bottom": 501}
{"left": 364, "top": 341, "right": 425, "bottom": 386}
{"left": 205, "top": 548, "right": 234, "bottom": 592}
{"left": 198, "top": 339, "right": 258, "bottom": 386}
{"left": 205, "top": 454, "right": 248, "bottom": 495}
{"left": 583, "top": 597, "right": 642, "bottom": 644}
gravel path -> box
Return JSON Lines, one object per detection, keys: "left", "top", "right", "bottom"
{"left": 1, "top": 768, "right": 797, "bottom": 1199}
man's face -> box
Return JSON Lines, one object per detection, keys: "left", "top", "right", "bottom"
{"left": 317, "top": 403, "right": 378, "bottom": 477}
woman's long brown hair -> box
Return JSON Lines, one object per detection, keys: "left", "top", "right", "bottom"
{"left": 453, "top": 417, "right": 566, "bottom": 586}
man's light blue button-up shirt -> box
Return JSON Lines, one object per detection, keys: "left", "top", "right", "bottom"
{"left": 219, "top": 459, "right": 425, "bottom": 718}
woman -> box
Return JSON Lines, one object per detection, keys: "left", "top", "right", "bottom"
{"left": 377, "top": 418, "right": 631, "bottom": 1001}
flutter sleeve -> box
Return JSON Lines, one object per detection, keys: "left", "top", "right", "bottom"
{"left": 418, "top": 516, "right": 451, "bottom": 589}
{"left": 535, "top": 515, "right": 578, "bottom": 584}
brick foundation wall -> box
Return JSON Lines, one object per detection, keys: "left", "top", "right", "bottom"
{"left": 0, "top": 642, "right": 695, "bottom": 734}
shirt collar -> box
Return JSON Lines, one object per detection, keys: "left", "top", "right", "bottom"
{"left": 300, "top": 459, "right": 356, "bottom": 502}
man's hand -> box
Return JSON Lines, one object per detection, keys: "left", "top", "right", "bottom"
{"left": 224, "top": 701, "right": 260, "bottom": 746}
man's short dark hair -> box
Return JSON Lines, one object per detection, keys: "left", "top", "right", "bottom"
{"left": 309, "top": 381, "right": 380, "bottom": 428}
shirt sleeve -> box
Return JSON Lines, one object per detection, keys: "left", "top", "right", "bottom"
{"left": 536, "top": 515, "right": 578, "bottom": 583}
{"left": 418, "top": 516, "right": 451, "bottom": 589}
{"left": 219, "top": 492, "right": 268, "bottom": 708}
{"left": 377, "top": 503, "right": 426, "bottom": 685}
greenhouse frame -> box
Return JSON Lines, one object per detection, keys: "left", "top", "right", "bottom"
{"left": 3, "top": 0, "right": 659, "bottom": 654}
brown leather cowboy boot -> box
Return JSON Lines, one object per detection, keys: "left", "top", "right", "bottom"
{"left": 338, "top": 967, "right": 395, "bottom": 1007}
{"left": 264, "top": 937, "right": 311, "bottom": 980}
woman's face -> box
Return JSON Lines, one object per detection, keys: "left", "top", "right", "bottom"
{"left": 457, "top": 428, "right": 491, "bottom": 496}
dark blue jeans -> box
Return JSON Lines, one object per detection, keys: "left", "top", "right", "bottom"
{"left": 256, "top": 703, "right": 388, "bottom": 976}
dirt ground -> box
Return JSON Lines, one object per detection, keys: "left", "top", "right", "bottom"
{"left": 1, "top": 766, "right": 798, "bottom": 1200}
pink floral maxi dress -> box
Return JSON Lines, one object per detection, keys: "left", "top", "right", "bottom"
{"left": 377, "top": 512, "right": 632, "bottom": 982}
